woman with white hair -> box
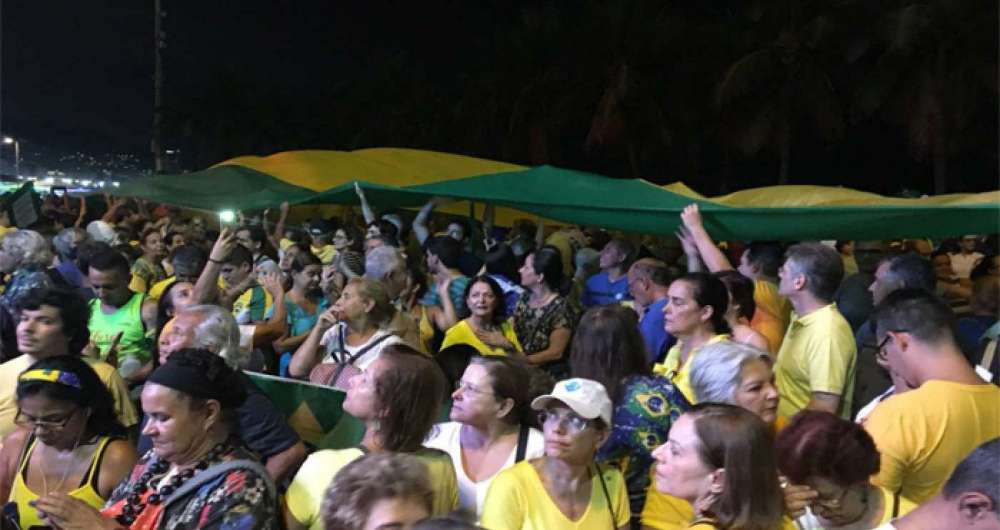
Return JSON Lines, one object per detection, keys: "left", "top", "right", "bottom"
{"left": 640, "top": 341, "right": 780, "bottom": 530}
{"left": 0, "top": 229, "right": 54, "bottom": 274}
{"left": 0, "top": 230, "right": 64, "bottom": 361}
{"left": 688, "top": 340, "right": 780, "bottom": 426}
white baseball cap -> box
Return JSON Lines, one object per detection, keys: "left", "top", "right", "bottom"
{"left": 531, "top": 378, "right": 613, "bottom": 426}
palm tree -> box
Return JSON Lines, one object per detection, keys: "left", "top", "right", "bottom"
{"left": 715, "top": 0, "right": 848, "bottom": 184}
{"left": 850, "top": 0, "right": 997, "bottom": 193}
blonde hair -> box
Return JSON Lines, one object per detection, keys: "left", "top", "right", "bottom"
{"left": 347, "top": 277, "right": 394, "bottom": 328}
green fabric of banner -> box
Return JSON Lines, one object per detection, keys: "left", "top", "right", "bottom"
{"left": 117, "top": 165, "right": 318, "bottom": 212}
{"left": 119, "top": 164, "right": 999, "bottom": 240}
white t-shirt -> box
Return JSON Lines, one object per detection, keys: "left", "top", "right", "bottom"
{"left": 319, "top": 323, "right": 403, "bottom": 371}
{"left": 950, "top": 251, "right": 983, "bottom": 279}
{"left": 424, "top": 421, "right": 544, "bottom": 516}
{"left": 872, "top": 524, "right": 896, "bottom": 530}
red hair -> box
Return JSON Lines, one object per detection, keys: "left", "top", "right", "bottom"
{"left": 774, "top": 411, "right": 880, "bottom": 487}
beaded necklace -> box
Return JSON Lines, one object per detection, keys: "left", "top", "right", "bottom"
{"left": 115, "top": 442, "right": 230, "bottom": 525}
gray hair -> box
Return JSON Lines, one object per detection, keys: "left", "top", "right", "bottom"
{"left": 52, "top": 228, "right": 88, "bottom": 261}
{"left": 689, "top": 341, "right": 771, "bottom": 404}
{"left": 2, "top": 230, "right": 54, "bottom": 270}
{"left": 364, "top": 245, "right": 405, "bottom": 281}
{"left": 177, "top": 304, "right": 246, "bottom": 369}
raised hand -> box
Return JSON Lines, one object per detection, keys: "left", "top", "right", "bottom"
{"left": 679, "top": 203, "right": 704, "bottom": 230}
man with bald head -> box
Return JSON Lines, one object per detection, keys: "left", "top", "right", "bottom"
{"left": 627, "top": 257, "right": 676, "bottom": 363}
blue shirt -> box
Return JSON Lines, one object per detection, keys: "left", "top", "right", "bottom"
{"left": 640, "top": 298, "right": 674, "bottom": 363}
{"left": 582, "top": 272, "right": 631, "bottom": 307}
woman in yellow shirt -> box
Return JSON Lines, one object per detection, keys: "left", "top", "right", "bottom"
{"left": 643, "top": 341, "right": 783, "bottom": 530}
{"left": 480, "top": 378, "right": 631, "bottom": 530}
{"left": 775, "top": 411, "right": 917, "bottom": 530}
{"left": 654, "top": 273, "right": 732, "bottom": 403}
{"left": 0, "top": 356, "right": 137, "bottom": 530}
{"left": 649, "top": 404, "right": 784, "bottom": 530}
{"left": 441, "top": 275, "right": 523, "bottom": 356}
{"left": 284, "top": 344, "right": 459, "bottom": 530}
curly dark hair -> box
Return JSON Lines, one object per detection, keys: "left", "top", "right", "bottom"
{"left": 13, "top": 285, "right": 90, "bottom": 356}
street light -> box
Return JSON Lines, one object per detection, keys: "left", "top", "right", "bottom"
{"left": 2, "top": 136, "right": 20, "bottom": 179}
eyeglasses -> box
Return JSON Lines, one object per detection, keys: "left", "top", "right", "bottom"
{"left": 14, "top": 408, "right": 78, "bottom": 431}
{"left": 454, "top": 380, "right": 495, "bottom": 397}
{"left": 812, "top": 485, "right": 852, "bottom": 511}
{"left": 538, "top": 410, "right": 591, "bottom": 434}
{"left": 873, "top": 330, "right": 907, "bottom": 362}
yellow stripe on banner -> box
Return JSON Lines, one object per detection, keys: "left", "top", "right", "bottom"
{"left": 216, "top": 148, "right": 525, "bottom": 192}
{"left": 217, "top": 148, "right": 543, "bottom": 226}
{"left": 662, "top": 183, "right": 1000, "bottom": 208}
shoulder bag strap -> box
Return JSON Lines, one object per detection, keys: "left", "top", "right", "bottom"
{"left": 327, "top": 333, "right": 394, "bottom": 385}
{"left": 981, "top": 337, "right": 997, "bottom": 370}
{"left": 515, "top": 424, "right": 529, "bottom": 462}
{"left": 593, "top": 464, "right": 617, "bottom": 529}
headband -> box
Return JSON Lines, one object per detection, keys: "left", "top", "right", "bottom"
{"left": 147, "top": 350, "right": 246, "bottom": 409}
{"left": 19, "top": 369, "right": 83, "bottom": 390}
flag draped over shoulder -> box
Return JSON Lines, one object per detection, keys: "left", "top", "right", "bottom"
{"left": 244, "top": 371, "right": 363, "bottom": 447}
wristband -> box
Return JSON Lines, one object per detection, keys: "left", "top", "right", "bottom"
{"left": 208, "top": 258, "right": 225, "bottom": 264}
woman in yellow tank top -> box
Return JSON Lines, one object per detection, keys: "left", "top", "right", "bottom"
{"left": 0, "top": 356, "right": 136, "bottom": 529}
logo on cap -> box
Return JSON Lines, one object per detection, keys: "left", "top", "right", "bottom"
{"left": 565, "top": 381, "right": 581, "bottom": 392}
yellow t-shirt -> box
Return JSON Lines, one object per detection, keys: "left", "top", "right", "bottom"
{"left": 285, "top": 447, "right": 459, "bottom": 530}
{"left": 85, "top": 358, "right": 140, "bottom": 428}
{"left": 311, "top": 244, "right": 337, "bottom": 265}
{"left": 652, "top": 335, "right": 730, "bottom": 404}
{"left": 147, "top": 276, "right": 225, "bottom": 300}
{"left": 545, "top": 229, "right": 587, "bottom": 277}
{"left": 640, "top": 484, "right": 694, "bottom": 530}
{"left": 774, "top": 304, "right": 856, "bottom": 420}
{"left": 863, "top": 380, "right": 1000, "bottom": 503}
{"left": 440, "top": 320, "right": 523, "bottom": 356}
{"left": 750, "top": 279, "right": 791, "bottom": 354}
{"left": 481, "top": 460, "right": 630, "bottom": 530}
{"left": 0, "top": 225, "right": 17, "bottom": 242}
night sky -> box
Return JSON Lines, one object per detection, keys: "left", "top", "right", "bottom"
{"left": 2, "top": 1, "right": 996, "bottom": 193}
{"left": 1, "top": 1, "right": 513, "bottom": 157}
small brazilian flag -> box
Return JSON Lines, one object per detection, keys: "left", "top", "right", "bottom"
{"left": 244, "top": 371, "right": 363, "bottom": 448}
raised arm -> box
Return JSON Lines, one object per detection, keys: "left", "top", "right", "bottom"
{"left": 252, "top": 271, "right": 288, "bottom": 347}
{"left": 676, "top": 226, "right": 704, "bottom": 273}
{"left": 412, "top": 198, "right": 438, "bottom": 246}
{"left": 266, "top": 201, "right": 290, "bottom": 251}
{"left": 101, "top": 194, "right": 122, "bottom": 223}
{"left": 288, "top": 307, "right": 338, "bottom": 378}
{"left": 193, "top": 229, "right": 234, "bottom": 305}
{"left": 354, "top": 182, "right": 376, "bottom": 225}
{"left": 679, "top": 204, "right": 734, "bottom": 272}
{"left": 74, "top": 197, "right": 88, "bottom": 228}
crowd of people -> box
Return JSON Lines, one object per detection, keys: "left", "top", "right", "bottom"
{"left": 0, "top": 191, "right": 996, "bottom": 530}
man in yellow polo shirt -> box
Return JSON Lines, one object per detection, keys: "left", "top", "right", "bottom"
{"left": 864, "top": 289, "right": 1000, "bottom": 504}
{"left": 774, "top": 243, "right": 856, "bottom": 420}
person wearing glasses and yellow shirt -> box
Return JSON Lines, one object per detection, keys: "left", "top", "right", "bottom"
{"left": 480, "top": 378, "right": 631, "bottom": 530}
{"left": 0, "top": 355, "right": 136, "bottom": 529}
